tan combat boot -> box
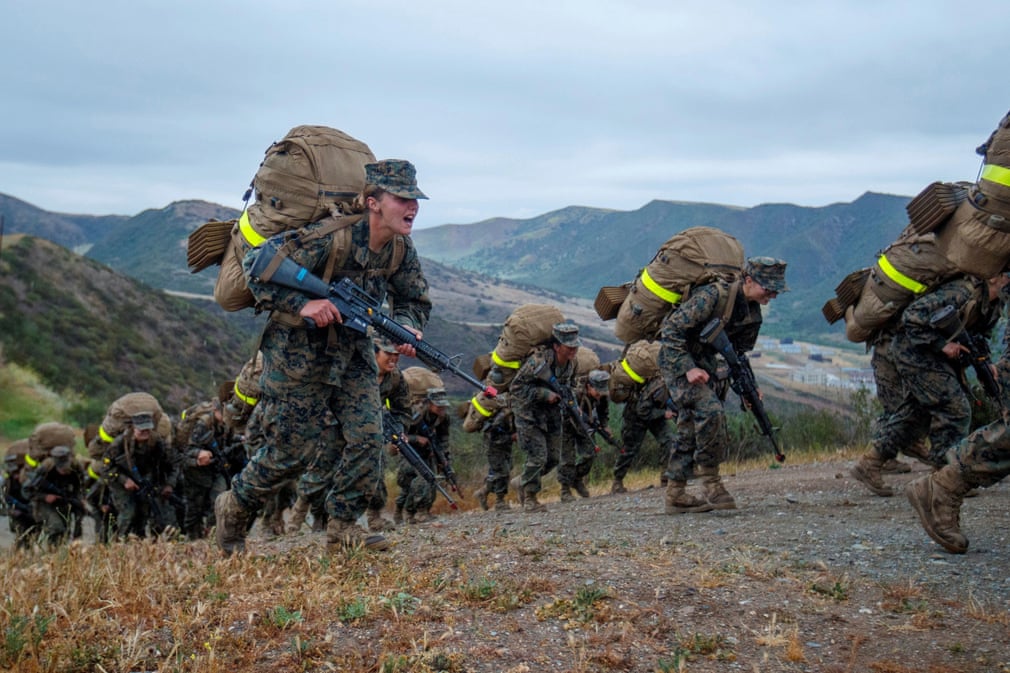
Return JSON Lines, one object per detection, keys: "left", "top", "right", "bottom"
{"left": 393, "top": 506, "right": 404, "bottom": 524}
{"left": 326, "top": 518, "right": 390, "bottom": 551}
{"left": 697, "top": 465, "right": 737, "bottom": 510}
{"left": 494, "top": 495, "right": 510, "bottom": 512}
{"left": 523, "top": 492, "right": 547, "bottom": 513}
{"left": 559, "top": 484, "right": 575, "bottom": 503}
{"left": 510, "top": 476, "right": 525, "bottom": 506}
{"left": 214, "top": 490, "right": 252, "bottom": 556}
{"left": 881, "top": 458, "right": 911, "bottom": 474}
{"left": 905, "top": 465, "right": 970, "bottom": 554}
{"left": 367, "top": 507, "right": 396, "bottom": 532}
{"left": 610, "top": 477, "right": 627, "bottom": 494}
{"left": 901, "top": 438, "right": 935, "bottom": 467}
{"left": 286, "top": 495, "right": 310, "bottom": 534}
{"left": 573, "top": 478, "right": 591, "bottom": 498}
{"left": 664, "top": 481, "right": 714, "bottom": 514}
{"left": 474, "top": 484, "right": 490, "bottom": 511}
{"left": 850, "top": 448, "right": 895, "bottom": 497}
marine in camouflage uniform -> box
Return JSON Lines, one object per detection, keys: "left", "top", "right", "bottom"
{"left": 179, "top": 399, "right": 237, "bottom": 539}
{"left": 509, "top": 323, "right": 582, "bottom": 512}
{"left": 396, "top": 388, "right": 451, "bottom": 523}
{"left": 22, "top": 445, "right": 86, "bottom": 546}
{"left": 851, "top": 274, "right": 1007, "bottom": 497}
{"left": 99, "top": 412, "right": 182, "bottom": 539}
{"left": 906, "top": 274, "right": 1010, "bottom": 554}
{"left": 215, "top": 159, "right": 431, "bottom": 554}
{"left": 558, "top": 369, "right": 610, "bottom": 501}
{"left": 3, "top": 441, "right": 39, "bottom": 548}
{"left": 472, "top": 396, "right": 516, "bottom": 511}
{"left": 610, "top": 374, "right": 675, "bottom": 494}
{"left": 659, "top": 257, "right": 787, "bottom": 513}
{"left": 868, "top": 325, "right": 930, "bottom": 473}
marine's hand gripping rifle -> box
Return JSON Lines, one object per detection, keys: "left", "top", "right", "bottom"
{"left": 249, "top": 240, "right": 497, "bottom": 397}
{"left": 382, "top": 411, "right": 457, "bottom": 509}
{"left": 929, "top": 304, "right": 1003, "bottom": 409}
{"left": 700, "top": 318, "right": 785, "bottom": 462}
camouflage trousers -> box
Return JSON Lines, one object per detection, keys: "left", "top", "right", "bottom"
{"left": 515, "top": 413, "right": 562, "bottom": 496}
{"left": 664, "top": 378, "right": 728, "bottom": 482}
{"left": 230, "top": 360, "right": 383, "bottom": 524}
{"left": 482, "top": 427, "right": 515, "bottom": 497}
{"left": 614, "top": 410, "right": 676, "bottom": 480}
{"left": 395, "top": 455, "right": 436, "bottom": 515}
{"left": 949, "top": 416, "right": 1010, "bottom": 488}
{"left": 182, "top": 467, "right": 227, "bottom": 537}
{"left": 874, "top": 355, "right": 968, "bottom": 466}
{"left": 108, "top": 483, "right": 175, "bottom": 540}
{"left": 31, "top": 502, "right": 81, "bottom": 544}
{"left": 558, "top": 431, "right": 595, "bottom": 487}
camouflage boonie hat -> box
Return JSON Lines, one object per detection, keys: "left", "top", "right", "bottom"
{"left": 426, "top": 387, "right": 451, "bottom": 408}
{"left": 365, "top": 159, "right": 428, "bottom": 200}
{"left": 374, "top": 337, "right": 399, "bottom": 354}
{"left": 552, "top": 323, "right": 581, "bottom": 348}
{"left": 745, "top": 257, "right": 789, "bottom": 293}
{"left": 587, "top": 369, "right": 611, "bottom": 393}
{"left": 131, "top": 412, "right": 155, "bottom": 431}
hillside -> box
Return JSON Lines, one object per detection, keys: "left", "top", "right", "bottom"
{"left": 0, "top": 235, "right": 258, "bottom": 419}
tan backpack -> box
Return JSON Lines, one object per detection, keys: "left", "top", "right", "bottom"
{"left": 485, "top": 304, "right": 566, "bottom": 391}
{"left": 187, "top": 125, "right": 377, "bottom": 312}
{"left": 606, "top": 340, "right": 661, "bottom": 403}
{"left": 601, "top": 227, "right": 744, "bottom": 344}
{"left": 87, "top": 392, "right": 166, "bottom": 459}
{"left": 26, "top": 422, "right": 76, "bottom": 468}
{"left": 975, "top": 109, "right": 1010, "bottom": 217}
{"left": 174, "top": 400, "right": 216, "bottom": 453}
{"left": 402, "top": 367, "right": 446, "bottom": 404}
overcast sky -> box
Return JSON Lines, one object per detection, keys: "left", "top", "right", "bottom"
{"left": 3, "top": 1, "right": 1009, "bottom": 228}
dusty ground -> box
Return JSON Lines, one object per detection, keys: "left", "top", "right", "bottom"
{"left": 4, "top": 456, "right": 1010, "bottom": 672}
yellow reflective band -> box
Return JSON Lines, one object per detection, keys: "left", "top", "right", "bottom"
{"left": 471, "top": 395, "right": 493, "bottom": 417}
{"left": 491, "top": 350, "right": 521, "bottom": 369}
{"left": 640, "top": 267, "right": 682, "bottom": 305}
{"left": 385, "top": 398, "right": 391, "bottom": 409}
{"left": 238, "top": 210, "right": 267, "bottom": 247}
{"left": 234, "top": 381, "right": 258, "bottom": 406}
{"left": 620, "top": 358, "right": 645, "bottom": 384}
{"left": 878, "top": 254, "right": 928, "bottom": 294}
{"left": 25, "top": 454, "right": 39, "bottom": 468}
{"left": 981, "top": 163, "right": 1010, "bottom": 188}
{"left": 99, "top": 425, "right": 114, "bottom": 443}
{"left": 88, "top": 465, "right": 101, "bottom": 479}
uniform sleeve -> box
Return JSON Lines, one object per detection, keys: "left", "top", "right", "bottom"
{"left": 658, "top": 284, "right": 720, "bottom": 382}
{"left": 385, "top": 241, "right": 432, "bottom": 331}
{"left": 185, "top": 417, "right": 216, "bottom": 467}
{"left": 510, "top": 349, "right": 553, "bottom": 409}
{"left": 901, "top": 279, "right": 974, "bottom": 352}
{"left": 242, "top": 226, "right": 336, "bottom": 316}
{"left": 387, "top": 375, "right": 414, "bottom": 429}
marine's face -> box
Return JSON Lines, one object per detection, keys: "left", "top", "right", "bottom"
{"left": 554, "top": 343, "right": 579, "bottom": 365}
{"left": 376, "top": 350, "right": 400, "bottom": 374}
{"left": 370, "top": 192, "right": 419, "bottom": 236}
{"left": 743, "top": 276, "right": 778, "bottom": 305}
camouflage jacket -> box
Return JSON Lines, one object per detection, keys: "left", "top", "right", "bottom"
{"left": 571, "top": 376, "right": 610, "bottom": 434}
{"left": 894, "top": 275, "right": 999, "bottom": 368}
{"left": 406, "top": 407, "right": 450, "bottom": 462}
{"left": 100, "top": 432, "right": 180, "bottom": 489}
{"left": 510, "top": 344, "right": 577, "bottom": 429}
{"left": 243, "top": 216, "right": 432, "bottom": 390}
{"left": 179, "top": 404, "right": 235, "bottom": 472}
{"left": 658, "top": 281, "right": 763, "bottom": 381}
{"left": 625, "top": 375, "right": 676, "bottom": 423}
{"left": 23, "top": 459, "right": 84, "bottom": 505}
{"left": 380, "top": 367, "right": 413, "bottom": 430}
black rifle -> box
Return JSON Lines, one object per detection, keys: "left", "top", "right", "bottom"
{"left": 39, "top": 480, "right": 89, "bottom": 517}
{"left": 382, "top": 411, "right": 457, "bottom": 509}
{"left": 414, "top": 419, "right": 463, "bottom": 498}
{"left": 249, "top": 240, "right": 497, "bottom": 397}
{"left": 700, "top": 318, "right": 785, "bottom": 463}
{"left": 3, "top": 492, "right": 32, "bottom": 516}
{"left": 930, "top": 304, "right": 1003, "bottom": 408}
{"left": 536, "top": 367, "right": 596, "bottom": 442}
{"left": 130, "top": 467, "right": 186, "bottom": 520}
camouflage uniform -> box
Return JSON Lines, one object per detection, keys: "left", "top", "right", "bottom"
{"left": 558, "top": 372, "right": 609, "bottom": 499}
{"left": 83, "top": 459, "right": 116, "bottom": 544}
{"left": 474, "top": 399, "right": 516, "bottom": 510}
{"left": 178, "top": 400, "right": 237, "bottom": 538}
{"left": 906, "top": 281, "right": 1010, "bottom": 554}
{"left": 218, "top": 159, "right": 431, "bottom": 553}
{"left": 611, "top": 375, "right": 675, "bottom": 492}
{"left": 855, "top": 276, "right": 1000, "bottom": 497}
{"left": 22, "top": 446, "right": 86, "bottom": 545}
{"left": 396, "top": 392, "right": 451, "bottom": 522}
{"left": 510, "top": 325, "right": 581, "bottom": 508}
{"left": 100, "top": 417, "right": 182, "bottom": 539}
{"left": 3, "top": 442, "right": 39, "bottom": 548}
{"left": 659, "top": 256, "right": 786, "bottom": 512}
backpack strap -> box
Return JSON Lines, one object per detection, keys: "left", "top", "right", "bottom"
{"left": 699, "top": 279, "right": 740, "bottom": 345}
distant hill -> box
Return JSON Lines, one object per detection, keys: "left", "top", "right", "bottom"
{"left": 0, "top": 193, "right": 129, "bottom": 250}
{"left": 411, "top": 192, "right": 914, "bottom": 341}
{"left": 0, "top": 235, "right": 257, "bottom": 421}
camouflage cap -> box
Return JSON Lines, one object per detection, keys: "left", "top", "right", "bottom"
{"left": 552, "top": 323, "right": 581, "bottom": 348}
{"left": 131, "top": 412, "right": 155, "bottom": 431}
{"left": 365, "top": 159, "right": 428, "bottom": 200}
{"left": 745, "top": 257, "right": 789, "bottom": 293}
{"left": 587, "top": 369, "right": 611, "bottom": 393}
{"left": 374, "top": 337, "right": 400, "bottom": 354}
{"left": 426, "top": 387, "right": 451, "bottom": 407}
{"left": 50, "top": 445, "right": 72, "bottom": 462}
